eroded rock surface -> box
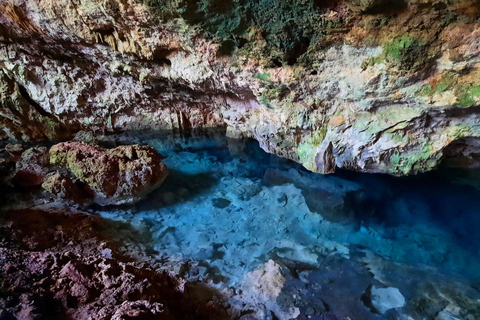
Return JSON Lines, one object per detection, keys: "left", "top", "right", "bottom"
{"left": 0, "top": 208, "right": 231, "bottom": 320}
{"left": 48, "top": 142, "right": 168, "bottom": 205}
{"left": 12, "top": 146, "right": 49, "bottom": 186}
{"left": 42, "top": 171, "right": 94, "bottom": 206}
{"left": 0, "top": 0, "right": 479, "bottom": 175}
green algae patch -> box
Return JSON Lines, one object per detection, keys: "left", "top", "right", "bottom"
{"left": 354, "top": 106, "right": 424, "bottom": 138}
{"left": 455, "top": 86, "right": 480, "bottom": 106}
{"left": 381, "top": 35, "right": 431, "bottom": 72}
{"left": 254, "top": 72, "right": 271, "bottom": 82}
{"left": 419, "top": 71, "right": 480, "bottom": 106}
{"left": 360, "top": 35, "right": 433, "bottom": 73}
{"left": 388, "top": 142, "right": 438, "bottom": 175}
{"left": 297, "top": 141, "right": 318, "bottom": 172}
{"left": 388, "top": 124, "right": 480, "bottom": 175}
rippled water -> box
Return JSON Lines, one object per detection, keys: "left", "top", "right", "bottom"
{"left": 94, "top": 132, "right": 480, "bottom": 319}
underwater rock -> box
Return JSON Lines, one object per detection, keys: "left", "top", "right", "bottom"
{"left": 435, "top": 310, "right": 461, "bottom": 320}
{"left": 48, "top": 142, "right": 168, "bottom": 206}
{"left": 13, "top": 146, "right": 49, "bottom": 186}
{"left": 363, "top": 285, "right": 406, "bottom": 314}
{"left": 239, "top": 260, "right": 300, "bottom": 319}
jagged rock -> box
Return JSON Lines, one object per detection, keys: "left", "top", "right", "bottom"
{"left": 436, "top": 311, "right": 461, "bottom": 320}
{"left": 42, "top": 172, "right": 93, "bottom": 206}
{"left": 0, "top": 0, "right": 480, "bottom": 177}
{"left": 48, "top": 142, "right": 168, "bottom": 206}
{"left": 0, "top": 208, "right": 231, "bottom": 319}
{"left": 5, "top": 143, "right": 25, "bottom": 160}
{"left": 110, "top": 301, "right": 171, "bottom": 320}
{"left": 0, "top": 145, "right": 18, "bottom": 183}
{"left": 13, "top": 146, "right": 49, "bottom": 186}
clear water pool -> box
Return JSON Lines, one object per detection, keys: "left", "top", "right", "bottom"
{"left": 94, "top": 132, "right": 480, "bottom": 319}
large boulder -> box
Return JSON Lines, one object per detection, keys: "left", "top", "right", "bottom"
{"left": 47, "top": 142, "right": 168, "bottom": 206}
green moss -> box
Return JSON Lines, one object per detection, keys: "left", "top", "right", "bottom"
{"left": 296, "top": 126, "right": 328, "bottom": 171}
{"left": 419, "top": 72, "right": 480, "bottom": 106}
{"left": 435, "top": 73, "right": 456, "bottom": 93}
{"left": 419, "top": 85, "right": 432, "bottom": 96}
{"left": 390, "top": 153, "right": 401, "bottom": 166}
{"left": 447, "top": 125, "right": 473, "bottom": 139}
{"left": 50, "top": 149, "right": 67, "bottom": 166}
{"left": 311, "top": 128, "right": 327, "bottom": 146}
{"left": 381, "top": 35, "right": 430, "bottom": 72}
{"left": 455, "top": 86, "right": 480, "bottom": 106}
{"left": 470, "top": 87, "right": 480, "bottom": 96}
{"left": 296, "top": 141, "right": 317, "bottom": 171}
{"left": 383, "top": 35, "right": 415, "bottom": 59}
{"left": 389, "top": 142, "right": 437, "bottom": 175}
{"left": 40, "top": 117, "right": 59, "bottom": 132}
{"left": 254, "top": 72, "right": 271, "bottom": 81}
{"left": 259, "top": 94, "right": 273, "bottom": 109}
{"left": 362, "top": 34, "right": 435, "bottom": 73}
{"left": 360, "top": 54, "right": 385, "bottom": 70}
{"left": 435, "top": 84, "right": 449, "bottom": 93}
{"left": 258, "top": 85, "right": 290, "bottom": 108}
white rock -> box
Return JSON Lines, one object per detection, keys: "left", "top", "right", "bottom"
{"left": 435, "top": 311, "right": 461, "bottom": 320}
{"left": 370, "top": 286, "right": 406, "bottom": 314}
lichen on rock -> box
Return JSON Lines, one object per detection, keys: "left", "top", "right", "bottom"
{"left": 47, "top": 142, "right": 168, "bottom": 206}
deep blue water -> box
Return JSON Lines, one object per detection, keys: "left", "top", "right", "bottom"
{"left": 95, "top": 133, "right": 480, "bottom": 318}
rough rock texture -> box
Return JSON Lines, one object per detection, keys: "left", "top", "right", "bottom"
{"left": 42, "top": 171, "right": 94, "bottom": 206}
{"left": 0, "top": 208, "right": 231, "bottom": 319}
{"left": 12, "top": 146, "right": 49, "bottom": 186}
{"left": 0, "top": 0, "right": 480, "bottom": 175}
{"left": 48, "top": 142, "right": 168, "bottom": 205}
{"left": 363, "top": 285, "right": 406, "bottom": 314}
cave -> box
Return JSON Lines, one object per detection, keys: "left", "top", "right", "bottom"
{"left": 1, "top": 0, "right": 480, "bottom": 319}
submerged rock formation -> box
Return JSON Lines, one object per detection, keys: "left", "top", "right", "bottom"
{"left": 0, "top": 0, "right": 479, "bottom": 175}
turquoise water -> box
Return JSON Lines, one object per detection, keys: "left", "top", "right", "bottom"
{"left": 95, "top": 133, "right": 480, "bottom": 319}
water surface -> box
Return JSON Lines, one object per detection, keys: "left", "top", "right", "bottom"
{"left": 95, "top": 133, "right": 480, "bottom": 319}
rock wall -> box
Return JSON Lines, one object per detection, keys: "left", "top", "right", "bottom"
{"left": 1, "top": 0, "right": 480, "bottom": 175}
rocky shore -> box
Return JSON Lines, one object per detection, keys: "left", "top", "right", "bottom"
{"left": 0, "top": 208, "right": 231, "bottom": 320}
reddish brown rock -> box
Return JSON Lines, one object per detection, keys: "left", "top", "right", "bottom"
{"left": 0, "top": 208, "right": 230, "bottom": 320}
{"left": 42, "top": 172, "right": 94, "bottom": 206}
{"left": 13, "top": 146, "right": 49, "bottom": 186}
{"left": 48, "top": 142, "right": 168, "bottom": 205}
